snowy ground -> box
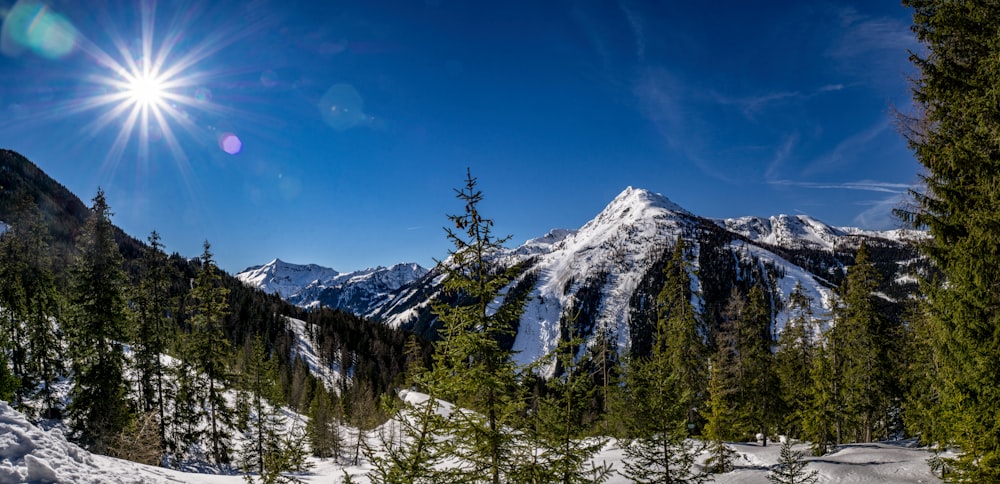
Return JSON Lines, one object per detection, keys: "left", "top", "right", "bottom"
{"left": 0, "top": 398, "right": 942, "bottom": 484}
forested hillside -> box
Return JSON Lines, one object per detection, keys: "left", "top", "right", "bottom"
{"left": 0, "top": 150, "right": 425, "bottom": 476}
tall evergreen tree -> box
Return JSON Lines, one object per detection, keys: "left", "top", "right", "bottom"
{"left": 420, "top": 169, "right": 528, "bottom": 483}
{"left": 775, "top": 283, "right": 817, "bottom": 439}
{"left": 801, "top": 340, "right": 837, "bottom": 456}
{"left": 654, "top": 239, "right": 708, "bottom": 429}
{"left": 898, "top": 1, "right": 1000, "bottom": 478}
{"left": 239, "top": 336, "right": 308, "bottom": 482}
{"left": 621, "top": 350, "right": 708, "bottom": 484}
{"left": 621, "top": 239, "right": 711, "bottom": 483}
{"left": 306, "top": 386, "right": 343, "bottom": 460}
{"left": 187, "top": 241, "right": 235, "bottom": 464}
{"left": 740, "top": 284, "right": 780, "bottom": 446}
{"left": 0, "top": 198, "right": 62, "bottom": 416}
{"left": 517, "top": 321, "right": 612, "bottom": 484}
{"left": 65, "top": 189, "right": 134, "bottom": 454}
{"left": 827, "top": 243, "right": 889, "bottom": 443}
{"left": 134, "top": 230, "right": 172, "bottom": 442}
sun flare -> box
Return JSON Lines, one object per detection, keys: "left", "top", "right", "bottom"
{"left": 125, "top": 72, "right": 166, "bottom": 107}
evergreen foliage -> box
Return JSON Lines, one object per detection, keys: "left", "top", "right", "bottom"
{"left": 622, "top": 240, "right": 710, "bottom": 483}
{"left": 766, "top": 439, "right": 819, "bottom": 484}
{"left": 418, "top": 169, "right": 528, "bottom": 483}
{"left": 187, "top": 241, "right": 235, "bottom": 464}
{"left": 703, "top": 356, "right": 736, "bottom": 473}
{"left": 65, "top": 189, "right": 134, "bottom": 454}
{"left": 654, "top": 239, "right": 708, "bottom": 429}
{"left": 307, "top": 386, "right": 343, "bottom": 460}
{"left": 774, "top": 283, "right": 817, "bottom": 439}
{"left": 134, "top": 230, "right": 173, "bottom": 443}
{"left": 239, "top": 336, "right": 309, "bottom": 483}
{"left": 827, "top": 243, "right": 893, "bottom": 443}
{"left": 517, "top": 321, "right": 612, "bottom": 484}
{"left": 0, "top": 197, "right": 62, "bottom": 416}
{"left": 621, "top": 351, "right": 708, "bottom": 484}
{"left": 899, "top": 1, "right": 1000, "bottom": 479}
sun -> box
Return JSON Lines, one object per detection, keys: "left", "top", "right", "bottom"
{"left": 125, "top": 71, "right": 167, "bottom": 107}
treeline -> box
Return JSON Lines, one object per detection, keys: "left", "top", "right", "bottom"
{"left": 0, "top": 187, "right": 419, "bottom": 478}
{"left": 362, "top": 172, "right": 931, "bottom": 484}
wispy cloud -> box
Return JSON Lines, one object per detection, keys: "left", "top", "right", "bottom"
{"left": 765, "top": 134, "right": 798, "bottom": 181}
{"left": 619, "top": 1, "right": 646, "bottom": 62}
{"left": 825, "top": 6, "right": 919, "bottom": 88}
{"left": 802, "top": 120, "right": 890, "bottom": 175}
{"left": 768, "top": 178, "right": 911, "bottom": 194}
{"left": 853, "top": 194, "right": 907, "bottom": 229}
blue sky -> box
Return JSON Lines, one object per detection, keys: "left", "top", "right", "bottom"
{"left": 0, "top": 0, "right": 921, "bottom": 273}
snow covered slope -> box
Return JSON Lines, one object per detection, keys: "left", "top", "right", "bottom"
{"left": 373, "top": 187, "right": 923, "bottom": 374}
{"left": 236, "top": 258, "right": 340, "bottom": 299}
{"left": 289, "top": 263, "right": 428, "bottom": 317}
{"left": 0, "top": 397, "right": 943, "bottom": 483}
{"left": 236, "top": 260, "right": 427, "bottom": 316}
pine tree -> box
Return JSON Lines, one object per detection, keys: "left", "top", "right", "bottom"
{"left": 134, "top": 230, "right": 173, "bottom": 443}
{"left": 307, "top": 386, "right": 343, "bottom": 460}
{"left": 703, "top": 355, "right": 737, "bottom": 474}
{"left": 187, "top": 241, "right": 235, "bottom": 464}
{"left": 516, "top": 320, "right": 612, "bottom": 484}
{"left": 774, "top": 283, "right": 816, "bottom": 439}
{"left": 740, "top": 284, "right": 780, "bottom": 446}
{"left": 654, "top": 239, "right": 708, "bottom": 431}
{"left": 0, "top": 199, "right": 62, "bottom": 417}
{"left": 65, "top": 189, "right": 134, "bottom": 454}
{"left": 239, "top": 336, "right": 308, "bottom": 482}
{"left": 827, "top": 243, "right": 889, "bottom": 443}
{"left": 419, "top": 169, "right": 528, "bottom": 483}
{"left": 801, "top": 340, "right": 837, "bottom": 456}
{"left": 766, "top": 439, "right": 818, "bottom": 484}
{"left": 898, "top": 1, "right": 1000, "bottom": 478}
{"left": 621, "top": 351, "right": 709, "bottom": 484}
{"left": 365, "top": 388, "right": 448, "bottom": 484}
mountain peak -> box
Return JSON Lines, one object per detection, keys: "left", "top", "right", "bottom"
{"left": 609, "top": 187, "right": 689, "bottom": 215}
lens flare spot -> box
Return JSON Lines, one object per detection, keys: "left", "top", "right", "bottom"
{"left": 0, "top": 0, "right": 77, "bottom": 59}
{"left": 318, "top": 83, "right": 369, "bottom": 131}
{"left": 219, "top": 132, "right": 242, "bottom": 155}
{"left": 194, "top": 86, "right": 212, "bottom": 102}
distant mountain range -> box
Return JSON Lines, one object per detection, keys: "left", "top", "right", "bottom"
{"left": 239, "top": 186, "right": 926, "bottom": 374}
{"left": 236, "top": 259, "right": 428, "bottom": 318}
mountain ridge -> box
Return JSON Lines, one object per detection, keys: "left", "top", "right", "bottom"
{"left": 240, "top": 186, "right": 925, "bottom": 377}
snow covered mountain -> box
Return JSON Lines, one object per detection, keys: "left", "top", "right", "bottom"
{"left": 236, "top": 259, "right": 428, "bottom": 317}
{"left": 371, "top": 187, "right": 924, "bottom": 374}
{"left": 235, "top": 258, "right": 340, "bottom": 299}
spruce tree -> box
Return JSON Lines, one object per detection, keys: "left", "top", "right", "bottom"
{"left": 65, "top": 189, "right": 134, "bottom": 454}
{"left": 740, "top": 284, "right": 779, "bottom": 446}
{"left": 419, "top": 169, "right": 528, "bottom": 483}
{"left": 306, "top": 386, "right": 343, "bottom": 460}
{"left": 0, "top": 198, "right": 62, "bottom": 416}
{"left": 827, "top": 243, "right": 889, "bottom": 443}
{"left": 703, "top": 355, "right": 736, "bottom": 474}
{"left": 239, "top": 336, "right": 308, "bottom": 482}
{"left": 801, "top": 340, "right": 837, "bottom": 456}
{"left": 621, "top": 350, "right": 708, "bottom": 484}
{"left": 766, "top": 439, "right": 818, "bottom": 484}
{"left": 899, "top": 1, "right": 1000, "bottom": 478}
{"left": 774, "top": 283, "right": 816, "bottom": 439}
{"left": 654, "top": 239, "right": 708, "bottom": 430}
{"left": 188, "top": 241, "right": 235, "bottom": 464}
{"left": 516, "top": 321, "right": 612, "bottom": 484}
{"left": 134, "top": 230, "right": 173, "bottom": 442}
